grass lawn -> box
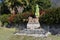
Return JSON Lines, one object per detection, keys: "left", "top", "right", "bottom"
{"left": 0, "top": 27, "right": 15, "bottom": 40}
{"left": 9, "top": 35, "right": 60, "bottom": 40}
{"left": 0, "top": 27, "right": 60, "bottom": 40}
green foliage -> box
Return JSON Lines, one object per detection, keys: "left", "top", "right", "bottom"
{"left": 1, "top": 4, "right": 10, "bottom": 14}
{"left": 0, "top": 12, "right": 32, "bottom": 24}
{"left": 19, "top": 0, "right": 51, "bottom": 12}
{"left": 1, "top": 0, "right": 51, "bottom": 14}
{"left": 13, "top": 12, "right": 33, "bottom": 23}
{"left": 40, "top": 7, "right": 60, "bottom": 24}
{"left": 0, "top": 14, "right": 10, "bottom": 23}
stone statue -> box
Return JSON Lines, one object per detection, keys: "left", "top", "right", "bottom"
{"left": 15, "top": 4, "right": 48, "bottom": 37}
{"left": 35, "top": 4, "right": 40, "bottom": 18}
{"left": 27, "top": 4, "right": 40, "bottom": 29}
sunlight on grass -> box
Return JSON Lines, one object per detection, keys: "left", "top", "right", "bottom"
{"left": 0, "top": 27, "right": 15, "bottom": 40}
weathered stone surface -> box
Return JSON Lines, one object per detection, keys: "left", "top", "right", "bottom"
{"left": 27, "top": 17, "right": 40, "bottom": 29}
{"left": 15, "top": 29, "right": 49, "bottom": 37}
{"left": 27, "top": 23, "right": 40, "bottom": 29}
{"left": 20, "top": 29, "right": 46, "bottom": 34}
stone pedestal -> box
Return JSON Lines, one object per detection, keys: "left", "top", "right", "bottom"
{"left": 27, "top": 17, "right": 40, "bottom": 29}
{"left": 15, "top": 17, "right": 49, "bottom": 37}
{"left": 27, "top": 23, "right": 40, "bottom": 29}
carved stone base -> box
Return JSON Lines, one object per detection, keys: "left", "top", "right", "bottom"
{"left": 15, "top": 29, "right": 48, "bottom": 37}
{"left": 27, "top": 23, "right": 40, "bottom": 29}
{"left": 27, "top": 17, "right": 40, "bottom": 29}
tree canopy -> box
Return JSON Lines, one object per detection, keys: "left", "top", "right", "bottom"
{"left": 1, "top": 0, "right": 51, "bottom": 14}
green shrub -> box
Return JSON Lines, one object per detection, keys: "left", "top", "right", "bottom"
{"left": 13, "top": 12, "right": 33, "bottom": 23}
{"left": 0, "top": 14, "right": 11, "bottom": 27}
{"left": 0, "top": 14, "right": 10, "bottom": 23}
{"left": 40, "top": 7, "right": 60, "bottom": 24}
{"left": 0, "top": 12, "right": 32, "bottom": 25}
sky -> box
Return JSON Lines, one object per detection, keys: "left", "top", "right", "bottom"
{"left": 51, "top": 0, "right": 60, "bottom": 7}
{"left": 0, "top": 0, "right": 2, "bottom": 3}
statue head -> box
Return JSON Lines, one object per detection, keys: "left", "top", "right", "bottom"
{"left": 36, "top": 4, "right": 39, "bottom": 8}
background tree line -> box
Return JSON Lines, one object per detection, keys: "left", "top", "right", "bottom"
{"left": 0, "top": 0, "right": 51, "bottom": 15}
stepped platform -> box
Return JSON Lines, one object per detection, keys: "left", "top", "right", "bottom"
{"left": 15, "top": 29, "right": 50, "bottom": 37}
